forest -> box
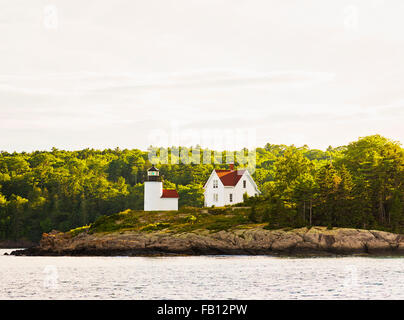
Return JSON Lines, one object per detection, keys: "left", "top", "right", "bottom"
{"left": 0, "top": 134, "right": 403, "bottom": 242}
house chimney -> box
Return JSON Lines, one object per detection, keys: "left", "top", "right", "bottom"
{"left": 229, "top": 163, "right": 234, "bottom": 171}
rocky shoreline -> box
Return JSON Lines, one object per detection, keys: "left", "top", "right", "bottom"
{"left": 8, "top": 226, "right": 404, "bottom": 257}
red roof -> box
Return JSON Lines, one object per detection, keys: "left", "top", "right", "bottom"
{"left": 161, "top": 189, "right": 179, "bottom": 198}
{"left": 215, "top": 169, "right": 246, "bottom": 187}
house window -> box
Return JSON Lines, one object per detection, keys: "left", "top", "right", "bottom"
{"left": 213, "top": 193, "right": 218, "bottom": 202}
{"left": 213, "top": 180, "right": 218, "bottom": 188}
{"left": 229, "top": 194, "right": 233, "bottom": 202}
{"left": 243, "top": 180, "right": 246, "bottom": 188}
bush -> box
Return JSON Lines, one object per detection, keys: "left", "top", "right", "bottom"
{"left": 205, "top": 214, "right": 249, "bottom": 232}
{"left": 179, "top": 206, "right": 200, "bottom": 214}
{"left": 263, "top": 223, "right": 278, "bottom": 230}
{"left": 69, "top": 225, "right": 91, "bottom": 237}
{"left": 185, "top": 215, "right": 197, "bottom": 224}
{"left": 248, "top": 206, "right": 259, "bottom": 223}
{"left": 208, "top": 207, "right": 228, "bottom": 215}
{"left": 89, "top": 211, "right": 139, "bottom": 233}
{"left": 141, "top": 222, "right": 170, "bottom": 232}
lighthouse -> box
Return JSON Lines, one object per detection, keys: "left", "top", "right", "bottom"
{"left": 144, "top": 165, "right": 179, "bottom": 211}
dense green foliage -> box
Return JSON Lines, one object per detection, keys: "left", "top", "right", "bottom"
{"left": 0, "top": 135, "right": 403, "bottom": 242}
{"left": 244, "top": 135, "right": 404, "bottom": 233}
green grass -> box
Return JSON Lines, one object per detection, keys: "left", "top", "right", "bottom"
{"left": 68, "top": 225, "right": 91, "bottom": 236}
{"left": 76, "top": 206, "right": 255, "bottom": 235}
{"left": 204, "top": 215, "right": 250, "bottom": 231}
{"left": 140, "top": 222, "right": 171, "bottom": 232}
{"left": 89, "top": 209, "right": 140, "bottom": 233}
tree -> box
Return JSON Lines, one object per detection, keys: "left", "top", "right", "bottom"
{"left": 341, "top": 135, "right": 404, "bottom": 226}
{"left": 177, "top": 184, "right": 204, "bottom": 208}
{"left": 0, "top": 135, "right": 403, "bottom": 242}
{"left": 8, "top": 195, "right": 29, "bottom": 240}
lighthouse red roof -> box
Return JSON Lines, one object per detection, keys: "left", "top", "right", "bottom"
{"left": 215, "top": 169, "right": 246, "bottom": 187}
{"left": 161, "top": 189, "right": 179, "bottom": 198}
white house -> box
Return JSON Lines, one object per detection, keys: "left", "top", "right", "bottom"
{"left": 203, "top": 164, "right": 260, "bottom": 207}
{"left": 144, "top": 165, "right": 179, "bottom": 211}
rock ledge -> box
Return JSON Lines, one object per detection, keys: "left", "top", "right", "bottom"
{"left": 10, "top": 227, "right": 404, "bottom": 257}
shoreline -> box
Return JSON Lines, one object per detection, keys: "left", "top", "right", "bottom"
{"left": 8, "top": 226, "right": 404, "bottom": 257}
{"left": 8, "top": 248, "right": 404, "bottom": 258}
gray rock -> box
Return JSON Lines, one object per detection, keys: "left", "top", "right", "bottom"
{"left": 10, "top": 226, "right": 404, "bottom": 256}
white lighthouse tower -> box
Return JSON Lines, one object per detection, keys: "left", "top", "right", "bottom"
{"left": 144, "top": 165, "right": 179, "bottom": 211}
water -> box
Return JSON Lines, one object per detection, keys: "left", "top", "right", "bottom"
{"left": 1, "top": 249, "right": 403, "bottom": 299}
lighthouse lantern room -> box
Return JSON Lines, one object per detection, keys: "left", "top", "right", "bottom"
{"left": 147, "top": 165, "right": 160, "bottom": 181}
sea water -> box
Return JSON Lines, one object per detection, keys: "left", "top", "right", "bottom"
{"left": 0, "top": 249, "right": 403, "bottom": 299}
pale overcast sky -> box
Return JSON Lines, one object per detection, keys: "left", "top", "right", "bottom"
{"left": 1, "top": 0, "right": 404, "bottom": 152}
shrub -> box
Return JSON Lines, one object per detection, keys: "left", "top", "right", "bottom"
{"left": 69, "top": 225, "right": 91, "bottom": 237}
{"left": 89, "top": 211, "right": 139, "bottom": 233}
{"left": 248, "top": 206, "right": 259, "bottom": 223}
{"left": 180, "top": 206, "right": 199, "bottom": 214}
{"left": 185, "top": 215, "right": 197, "bottom": 224}
{"left": 208, "top": 207, "right": 228, "bottom": 215}
{"left": 141, "top": 222, "right": 170, "bottom": 232}
{"left": 205, "top": 214, "right": 249, "bottom": 232}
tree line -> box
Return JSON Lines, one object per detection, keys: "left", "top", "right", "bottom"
{"left": 0, "top": 134, "right": 403, "bottom": 242}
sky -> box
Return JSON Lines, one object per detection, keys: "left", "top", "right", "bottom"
{"left": 1, "top": 0, "right": 404, "bottom": 152}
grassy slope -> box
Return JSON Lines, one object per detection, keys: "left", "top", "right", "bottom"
{"left": 68, "top": 206, "right": 264, "bottom": 236}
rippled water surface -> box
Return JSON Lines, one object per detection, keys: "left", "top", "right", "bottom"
{"left": 1, "top": 249, "right": 403, "bottom": 299}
